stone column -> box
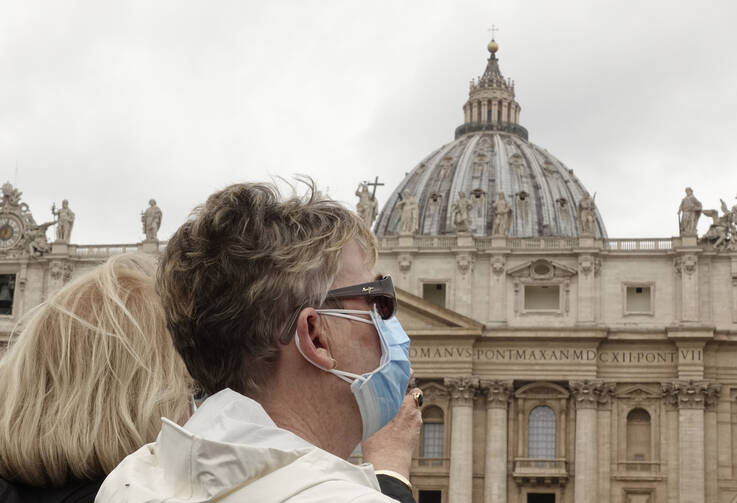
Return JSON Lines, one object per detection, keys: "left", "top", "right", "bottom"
{"left": 663, "top": 381, "right": 719, "bottom": 503}
{"left": 481, "top": 100, "right": 489, "bottom": 123}
{"left": 662, "top": 384, "right": 680, "bottom": 503}
{"left": 705, "top": 385, "right": 721, "bottom": 503}
{"left": 480, "top": 380, "right": 513, "bottom": 503}
{"left": 501, "top": 102, "right": 509, "bottom": 123}
{"left": 491, "top": 101, "right": 499, "bottom": 123}
{"left": 597, "top": 384, "right": 616, "bottom": 503}
{"left": 445, "top": 377, "right": 479, "bottom": 503}
{"left": 570, "top": 380, "right": 600, "bottom": 503}
{"left": 472, "top": 101, "right": 479, "bottom": 123}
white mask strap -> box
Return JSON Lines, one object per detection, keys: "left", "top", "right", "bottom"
{"left": 316, "top": 309, "right": 374, "bottom": 325}
{"left": 293, "top": 329, "right": 367, "bottom": 384}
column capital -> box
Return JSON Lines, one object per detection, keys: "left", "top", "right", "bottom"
{"left": 479, "top": 379, "right": 513, "bottom": 409}
{"left": 570, "top": 379, "right": 603, "bottom": 409}
{"left": 444, "top": 376, "right": 480, "bottom": 407}
{"left": 662, "top": 380, "right": 721, "bottom": 410}
{"left": 597, "top": 382, "right": 617, "bottom": 410}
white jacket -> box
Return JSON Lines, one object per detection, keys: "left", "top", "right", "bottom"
{"left": 96, "top": 389, "right": 396, "bottom": 503}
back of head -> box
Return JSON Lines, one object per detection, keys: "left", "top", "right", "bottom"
{"left": 0, "top": 253, "right": 192, "bottom": 486}
{"left": 157, "top": 180, "right": 376, "bottom": 397}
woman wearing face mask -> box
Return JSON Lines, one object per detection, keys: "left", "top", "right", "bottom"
{"left": 0, "top": 253, "right": 193, "bottom": 503}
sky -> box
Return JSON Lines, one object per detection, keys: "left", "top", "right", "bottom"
{"left": 0, "top": 0, "right": 735, "bottom": 244}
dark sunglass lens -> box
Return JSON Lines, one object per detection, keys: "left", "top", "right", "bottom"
{"left": 374, "top": 296, "right": 394, "bottom": 319}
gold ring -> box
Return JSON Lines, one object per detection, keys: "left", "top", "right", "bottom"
{"left": 412, "top": 391, "right": 423, "bottom": 407}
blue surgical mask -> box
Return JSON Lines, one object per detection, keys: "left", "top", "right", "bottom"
{"left": 294, "top": 308, "right": 411, "bottom": 440}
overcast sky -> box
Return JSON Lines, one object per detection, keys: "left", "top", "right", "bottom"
{"left": 1, "top": 0, "right": 735, "bottom": 244}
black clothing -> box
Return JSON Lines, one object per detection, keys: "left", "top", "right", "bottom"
{"left": 376, "top": 474, "right": 415, "bottom": 503}
{"left": 0, "top": 478, "right": 102, "bottom": 503}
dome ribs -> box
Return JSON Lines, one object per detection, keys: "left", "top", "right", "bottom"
{"left": 375, "top": 132, "right": 606, "bottom": 238}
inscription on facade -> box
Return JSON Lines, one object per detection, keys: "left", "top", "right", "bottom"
{"left": 409, "top": 346, "right": 702, "bottom": 364}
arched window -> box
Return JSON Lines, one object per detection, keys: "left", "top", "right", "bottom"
{"left": 529, "top": 405, "right": 556, "bottom": 459}
{"left": 626, "top": 408, "right": 651, "bottom": 461}
{"left": 421, "top": 406, "right": 444, "bottom": 461}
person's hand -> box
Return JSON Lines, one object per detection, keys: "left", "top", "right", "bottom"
{"left": 361, "top": 388, "right": 423, "bottom": 480}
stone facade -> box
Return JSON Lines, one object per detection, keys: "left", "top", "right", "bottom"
{"left": 370, "top": 235, "right": 737, "bottom": 503}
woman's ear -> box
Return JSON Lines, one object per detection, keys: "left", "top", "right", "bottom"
{"left": 295, "top": 307, "right": 336, "bottom": 369}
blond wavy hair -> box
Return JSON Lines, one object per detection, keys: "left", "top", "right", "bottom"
{"left": 158, "top": 180, "right": 377, "bottom": 396}
{"left": 0, "top": 253, "right": 193, "bottom": 486}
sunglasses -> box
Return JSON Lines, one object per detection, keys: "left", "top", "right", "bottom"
{"left": 325, "top": 275, "right": 396, "bottom": 320}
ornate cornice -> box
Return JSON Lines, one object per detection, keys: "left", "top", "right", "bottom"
{"left": 569, "top": 380, "right": 603, "bottom": 409}
{"left": 444, "top": 376, "right": 480, "bottom": 407}
{"left": 479, "top": 379, "right": 513, "bottom": 409}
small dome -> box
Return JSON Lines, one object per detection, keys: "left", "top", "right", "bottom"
{"left": 374, "top": 132, "right": 607, "bottom": 238}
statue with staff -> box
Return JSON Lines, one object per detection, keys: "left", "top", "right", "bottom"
{"left": 355, "top": 177, "right": 382, "bottom": 227}
{"left": 51, "top": 199, "right": 75, "bottom": 243}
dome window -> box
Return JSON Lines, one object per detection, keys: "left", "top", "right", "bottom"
{"left": 470, "top": 188, "right": 485, "bottom": 200}
{"left": 556, "top": 198, "right": 568, "bottom": 209}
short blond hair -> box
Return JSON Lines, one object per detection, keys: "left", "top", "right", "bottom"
{"left": 0, "top": 253, "right": 193, "bottom": 486}
{"left": 158, "top": 181, "right": 377, "bottom": 396}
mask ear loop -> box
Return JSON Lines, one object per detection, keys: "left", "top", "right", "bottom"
{"left": 293, "top": 327, "right": 369, "bottom": 384}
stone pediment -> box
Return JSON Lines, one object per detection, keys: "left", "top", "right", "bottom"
{"left": 515, "top": 381, "right": 569, "bottom": 399}
{"left": 507, "top": 258, "right": 577, "bottom": 280}
{"left": 396, "top": 287, "right": 482, "bottom": 337}
{"left": 616, "top": 384, "right": 661, "bottom": 400}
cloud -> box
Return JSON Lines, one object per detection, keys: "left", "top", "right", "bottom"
{"left": 0, "top": 0, "right": 734, "bottom": 243}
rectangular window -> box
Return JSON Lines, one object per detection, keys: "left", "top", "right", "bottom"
{"left": 422, "top": 283, "right": 446, "bottom": 309}
{"left": 624, "top": 284, "right": 653, "bottom": 315}
{"left": 524, "top": 285, "right": 560, "bottom": 311}
{"left": 0, "top": 274, "right": 16, "bottom": 315}
{"left": 422, "top": 423, "right": 444, "bottom": 458}
{"left": 418, "top": 491, "right": 442, "bottom": 503}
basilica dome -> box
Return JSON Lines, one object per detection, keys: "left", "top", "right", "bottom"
{"left": 374, "top": 41, "right": 607, "bottom": 238}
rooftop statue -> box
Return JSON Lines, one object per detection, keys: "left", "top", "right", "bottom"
{"left": 24, "top": 222, "right": 54, "bottom": 257}
{"left": 397, "top": 190, "right": 418, "bottom": 235}
{"left": 451, "top": 191, "right": 474, "bottom": 233}
{"left": 142, "top": 199, "right": 162, "bottom": 242}
{"left": 678, "top": 187, "right": 702, "bottom": 237}
{"left": 51, "top": 200, "right": 75, "bottom": 243}
{"left": 492, "top": 192, "right": 512, "bottom": 237}
{"left": 700, "top": 196, "right": 737, "bottom": 250}
{"left": 355, "top": 182, "right": 378, "bottom": 228}
{"left": 578, "top": 191, "right": 597, "bottom": 236}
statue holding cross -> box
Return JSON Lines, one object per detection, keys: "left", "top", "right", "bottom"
{"left": 355, "top": 176, "right": 383, "bottom": 228}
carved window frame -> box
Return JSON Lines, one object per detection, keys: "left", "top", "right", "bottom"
{"left": 0, "top": 265, "right": 20, "bottom": 320}
{"left": 416, "top": 382, "right": 451, "bottom": 472}
{"left": 622, "top": 281, "right": 655, "bottom": 317}
{"left": 418, "top": 278, "right": 452, "bottom": 310}
{"left": 514, "top": 382, "right": 570, "bottom": 461}
{"left": 520, "top": 281, "right": 564, "bottom": 315}
{"left": 614, "top": 385, "right": 662, "bottom": 478}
